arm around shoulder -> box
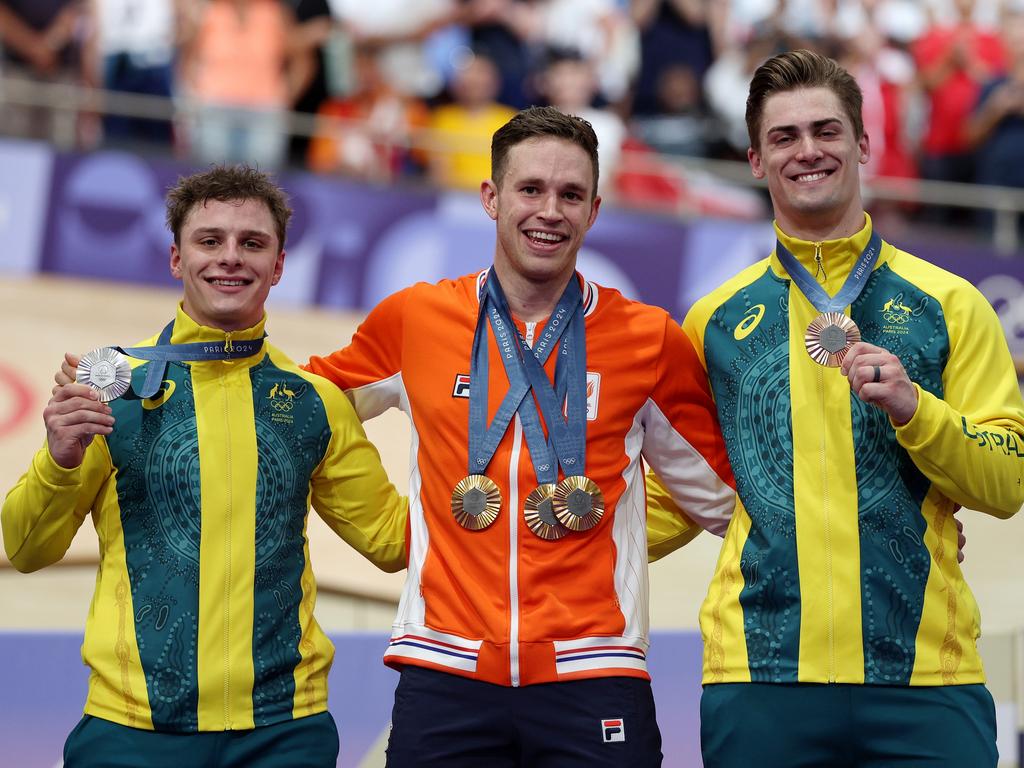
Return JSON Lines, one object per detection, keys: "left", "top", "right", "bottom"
{"left": 642, "top": 315, "right": 736, "bottom": 539}
{"left": 304, "top": 287, "right": 412, "bottom": 420}
{"left": 646, "top": 470, "right": 703, "bottom": 562}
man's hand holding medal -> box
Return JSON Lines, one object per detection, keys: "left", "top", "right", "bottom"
{"left": 45, "top": 351, "right": 114, "bottom": 469}
{"left": 840, "top": 342, "right": 920, "bottom": 426}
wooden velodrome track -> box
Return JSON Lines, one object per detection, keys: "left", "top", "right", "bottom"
{"left": 1, "top": 274, "right": 1022, "bottom": 637}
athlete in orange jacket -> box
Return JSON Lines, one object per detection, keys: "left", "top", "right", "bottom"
{"left": 308, "top": 107, "right": 736, "bottom": 766}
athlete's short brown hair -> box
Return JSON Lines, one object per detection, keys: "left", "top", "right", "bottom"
{"left": 746, "top": 49, "right": 864, "bottom": 151}
{"left": 491, "top": 106, "right": 600, "bottom": 197}
{"left": 165, "top": 165, "right": 292, "bottom": 250}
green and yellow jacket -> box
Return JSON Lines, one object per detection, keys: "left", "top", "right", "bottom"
{"left": 2, "top": 307, "right": 407, "bottom": 731}
{"left": 671, "top": 216, "right": 1024, "bottom": 686}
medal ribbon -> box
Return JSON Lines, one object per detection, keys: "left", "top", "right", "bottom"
{"left": 118, "top": 321, "right": 266, "bottom": 398}
{"left": 774, "top": 230, "right": 882, "bottom": 313}
{"left": 469, "top": 271, "right": 579, "bottom": 483}
{"left": 486, "top": 273, "right": 587, "bottom": 480}
{"left": 481, "top": 273, "right": 581, "bottom": 484}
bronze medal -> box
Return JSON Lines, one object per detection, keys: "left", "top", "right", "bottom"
{"left": 552, "top": 475, "right": 605, "bottom": 532}
{"left": 76, "top": 347, "right": 132, "bottom": 402}
{"left": 524, "top": 484, "right": 569, "bottom": 540}
{"left": 451, "top": 474, "right": 501, "bottom": 530}
{"left": 805, "top": 312, "right": 861, "bottom": 367}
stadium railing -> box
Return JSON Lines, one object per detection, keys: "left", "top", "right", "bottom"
{"left": 2, "top": 73, "right": 1024, "bottom": 255}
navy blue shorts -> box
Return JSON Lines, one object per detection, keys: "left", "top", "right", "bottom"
{"left": 385, "top": 666, "right": 663, "bottom": 767}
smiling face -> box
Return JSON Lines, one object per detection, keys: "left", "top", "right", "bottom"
{"left": 748, "top": 87, "right": 870, "bottom": 239}
{"left": 481, "top": 136, "right": 600, "bottom": 290}
{"left": 170, "top": 198, "right": 284, "bottom": 331}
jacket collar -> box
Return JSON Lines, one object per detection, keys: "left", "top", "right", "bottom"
{"left": 167, "top": 304, "right": 268, "bottom": 370}
{"left": 475, "top": 268, "right": 598, "bottom": 319}
{"left": 771, "top": 213, "right": 878, "bottom": 296}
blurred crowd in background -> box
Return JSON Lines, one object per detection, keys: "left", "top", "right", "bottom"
{"left": 2, "top": 0, "right": 1024, "bottom": 224}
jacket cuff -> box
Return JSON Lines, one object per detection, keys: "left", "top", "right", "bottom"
{"left": 892, "top": 384, "right": 935, "bottom": 447}
{"left": 37, "top": 443, "right": 83, "bottom": 487}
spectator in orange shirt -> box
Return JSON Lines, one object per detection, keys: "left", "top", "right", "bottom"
{"left": 307, "top": 41, "right": 430, "bottom": 181}
{"left": 180, "top": 0, "right": 309, "bottom": 169}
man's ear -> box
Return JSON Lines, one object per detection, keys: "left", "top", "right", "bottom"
{"left": 586, "top": 194, "right": 601, "bottom": 230}
{"left": 169, "top": 243, "right": 183, "bottom": 279}
{"left": 272, "top": 250, "right": 285, "bottom": 286}
{"left": 748, "top": 146, "right": 766, "bottom": 180}
{"left": 480, "top": 179, "right": 499, "bottom": 221}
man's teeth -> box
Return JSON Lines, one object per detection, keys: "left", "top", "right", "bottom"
{"left": 796, "top": 172, "right": 828, "bottom": 182}
{"left": 527, "top": 231, "right": 564, "bottom": 242}
{"left": 211, "top": 279, "right": 247, "bottom": 286}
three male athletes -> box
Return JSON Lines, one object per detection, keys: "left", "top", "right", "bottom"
{"left": 7, "top": 48, "right": 1024, "bottom": 768}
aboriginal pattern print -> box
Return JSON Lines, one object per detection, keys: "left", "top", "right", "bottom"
{"left": 107, "top": 362, "right": 201, "bottom": 731}
{"left": 105, "top": 358, "right": 332, "bottom": 730}
{"left": 704, "top": 269, "right": 801, "bottom": 682}
{"left": 852, "top": 265, "right": 949, "bottom": 684}
{"left": 250, "top": 362, "right": 329, "bottom": 725}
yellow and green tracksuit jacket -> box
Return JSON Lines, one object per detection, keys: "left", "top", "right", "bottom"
{"left": 1, "top": 307, "right": 408, "bottom": 731}
{"left": 669, "top": 216, "right": 1024, "bottom": 686}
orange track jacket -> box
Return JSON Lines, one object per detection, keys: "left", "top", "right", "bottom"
{"left": 308, "top": 271, "right": 735, "bottom": 686}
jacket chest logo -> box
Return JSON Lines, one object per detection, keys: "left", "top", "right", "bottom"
{"left": 141, "top": 380, "right": 176, "bottom": 410}
{"left": 734, "top": 304, "right": 766, "bottom": 340}
{"left": 452, "top": 374, "right": 471, "bottom": 399}
{"left": 268, "top": 381, "right": 306, "bottom": 425}
{"left": 880, "top": 293, "right": 924, "bottom": 336}
{"left": 451, "top": 372, "right": 601, "bottom": 421}
{"left": 585, "top": 372, "right": 601, "bottom": 421}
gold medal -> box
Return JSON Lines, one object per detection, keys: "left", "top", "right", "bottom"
{"left": 805, "top": 312, "right": 860, "bottom": 367}
{"left": 451, "top": 475, "right": 501, "bottom": 530}
{"left": 76, "top": 347, "right": 132, "bottom": 402}
{"left": 524, "top": 484, "right": 569, "bottom": 540}
{"left": 552, "top": 475, "right": 604, "bottom": 532}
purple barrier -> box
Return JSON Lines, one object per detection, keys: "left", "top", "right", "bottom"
{"left": 0, "top": 631, "right": 703, "bottom": 767}
{"left": 33, "top": 146, "right": 1024, "bottom": 334}
{"left": 33, "top": 149, "right": 760, "bottom": 320}
{"left": 0, "top": 139, "right": 53, "bottom": 275}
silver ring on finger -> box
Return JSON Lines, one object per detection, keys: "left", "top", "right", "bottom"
{"left": 872, "top": 364, "right": 881, "bottom": 384}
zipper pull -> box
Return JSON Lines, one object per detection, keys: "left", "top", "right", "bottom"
{"left": 813, "top": 242, "right": 827, "bottom": 281}
{"left": 224, "top": 333, "right": 234, "bottom": 354}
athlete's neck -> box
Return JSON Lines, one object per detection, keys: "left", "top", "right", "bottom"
{"left": 491, "top": 263, "right": 576, "bottom": 323}
{"left": 776, "top": 208, "right": 867, "bottom": 244}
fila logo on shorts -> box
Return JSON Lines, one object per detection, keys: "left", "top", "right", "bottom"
{"left": 601, "top": 718, "right": 625, "bottom": 743}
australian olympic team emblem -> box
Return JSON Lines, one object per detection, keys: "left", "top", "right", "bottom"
{"left": 268, "top": 382, "right": 296, "bottom": 411}
{"left": 880, "top": 294, "right": 927, "bottom": 336}
{"left": 881, "top": 298, "right": 913, "bottom": 325}
{"left": 267, "top": 381, "right": 306, "bottom": 424}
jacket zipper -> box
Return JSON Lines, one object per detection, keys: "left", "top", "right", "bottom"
{"left": 508, "top": 321, "right": 536, "bottom": 688}
{"left": 812, "top": 249, "right": 837, "bottom": 682}
{"left": 813, "top": 242, "right": 826, "bottom": 280}
{"left": 509, "top": 417, "right": 523, "bottom": 687}
{"left": 220, "top": 371, "right": 233, "bottom": 725}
